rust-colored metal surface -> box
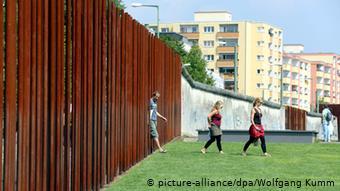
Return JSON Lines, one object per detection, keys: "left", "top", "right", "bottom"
{"left": 285, "top": 106, "right": 306, "bottom": 130}
{"left": 0, "top": 0, "right": 3, "bottom": 189}
{"left": 1, "top": 0, "right": 181, "bottom": 190}
{"left": 4, "top": 0, "right": 18, "bottom": 190}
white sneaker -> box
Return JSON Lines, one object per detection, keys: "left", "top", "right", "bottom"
{"left": 263, "top": 153, "right": 271, "bottom": 157}
{"left": 201, "top": 148, "right": 206, "bottom": 154}
{"left": 160, "top": 149, "right": 167, "bottom": 153}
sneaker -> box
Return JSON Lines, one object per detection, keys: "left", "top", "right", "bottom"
{"left": 219, "top": 151, "right": 224, "bottom": 154}
{"left": 200, "top": 148, "right": 206, "bottom": 154}
{"left": 160, "top": 149, "right": 167, "bottom": 153}
{"left": 263, "top": 153, "right": 271, "bottom": 157}
{"left": 242, "top": 152, "right": 247, "bottom": 156}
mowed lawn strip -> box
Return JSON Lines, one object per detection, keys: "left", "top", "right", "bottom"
{"left": 104, "top": 141, "right": 340, "bottom": 191}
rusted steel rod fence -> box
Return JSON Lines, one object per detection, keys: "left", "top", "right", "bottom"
{"left": 1, "top": 0, "right": 181, "bottom": 190}
{"left": 285, "top": 106, "right": 306, "bottom": 130}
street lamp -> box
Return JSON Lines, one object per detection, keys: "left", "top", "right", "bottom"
{"left": 316, "top": 90, "right": 320, "bottom": 113}
{"left": 131, "top": 2, "right": 160, "bottom": 38}
{"left": 218, "top": 41, "right": 238, "bottom": 92}
{"left": 182, "top": 63, "right": 191, "bottom": 67}
{"left": 258, "top": 87, "right": 267, "bottom": 100}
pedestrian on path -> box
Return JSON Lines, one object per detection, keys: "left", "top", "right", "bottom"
{"left": 149, "top": 91, "right": 168, "bottom": 153}
{"left": 201, "top": 100, "right": 224, "bottom": 154}
{"left": 242, "top": 98, "right": 270, "bottom": 157}
{"left": 322, "top": 105, "right": 333, "bottom": 142}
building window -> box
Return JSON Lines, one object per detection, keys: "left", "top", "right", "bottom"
{"left": 149, "top": 26, "right": 157, "bottom": 33}
{"left": 268, "top": 42, "right": 274, "bottom": 49}
{"left": 257, "top": 26, "right": 265, "bottom": 33}
{"left": 204, "top": 26, "right": 214, "bottom": 33}
{"left": 203, "top": 41, "right": 214, "bottom": 48}
{"left": 219, "top": 24, "right": 238, "bottom": 32}
{"left": 218, "top": 39, "right": 238, "bottom": 47}
{"left": 188, "top": 39, "right": 198, "bottom": 45}
{"left": 268, "top": 56, "right": 274, "bottom": 63}
{"left": 283, "top": 71, "right": 290, "bottom": 78}
{"left": 269, "top": 28, "right": 274, "bottom": 37}
{"left": 257, "top": 55, "right": 264, "bottom": 61}
{"left": 180, "top": 25, "right": 198, "bottom": 33}
{"left": 219, "top": 67, "right": 234, "bottom": 74}
{"left": 257, "top": 69, "right": 262, "bottom": 74}
{"left": 317, "top": 64, "right": 324, "bottom": 71}
{"left": 161, "top": 28, "right": 169, "bottom": 32}
{"left": 256, "top": 83, "right": 264, "bottom": 88}
{"left": 257, "top": 41, "right": 265, "bottom": 47}
{"left": 283, "top": 84, "right": 290, "bottom": 91}
{"left": 219, "top": 53, "right": 235, "bottom": 60}
{"left": 204, "top": 55, "right": 214, "bottom": 61}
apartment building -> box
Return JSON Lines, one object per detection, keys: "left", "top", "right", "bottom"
{"left": 282, "top": 54, "right": 311, "bottom": 111}
{"left": 296, "top": 53, "right": 340, "bottom": 106}
{"left": 283, "top": 44, "right": 340, "bottom": 110}
{"left": 149, "top": 11, "right": 283, "bottom": 103}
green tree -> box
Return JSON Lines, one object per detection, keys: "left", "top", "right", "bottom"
{"left": 112, "top": 0, "right": 126, "bottom": 9}
{"left": 160, "top": 36, "right": 214, "bottom": 86}
{"left": 160, "top": 36, "right": 187, "bottom": 58}
{"left": 185, "top": 46, "right": 214, "bottom": 85}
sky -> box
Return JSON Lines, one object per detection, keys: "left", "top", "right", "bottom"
{"left": 122, "top": 0, "right": 340, "bottom": 54}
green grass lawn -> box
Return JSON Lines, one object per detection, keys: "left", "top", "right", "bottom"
{"left": 104, "top": 141, "right": 340, "bottom": 191}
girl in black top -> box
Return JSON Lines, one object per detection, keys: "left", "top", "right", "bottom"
{"left": 242, "top": 98, "right": 271, "bottom": 157}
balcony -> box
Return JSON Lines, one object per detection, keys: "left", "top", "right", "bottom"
{"left": 282, "top": 64, "right": 290, "bottom": 71}
{"left": 324, "top": 97, "right": 331, "bottom": 103}
{"left": 291, "top": 79, "right": 299, "bottom": 85}
{"left": 216, "top": 32, "right": 239, "bottom": 38}
{"left": 316, "top": 84, "right": 323, "bottom": 90}
{"left": 216, "top": 60, "right": 234, "bottom": 67}
{"left": 324, "top": 84, "right": 331, "bottom": 91}
{"left": 283, "top": 92, "right": 291, "bottom": 97}
{"left": 291, "top": 91, "right": 299, "bottom": 99}
{"left": 324, "top": 73, "right": 331, "bottom": 79}
{"left": 291, "top": 67, "right": 299, "bottom": 73}
{"left": 216, "top": 46, "right": 237, "bottom": 53}
{"left": 316, "top": 71, "right": 324, "bottom": 77}
{"left": 222, "top": 73, "right": 234, "bottom": 81}
{"left": 299, "top": 95, "right": 307, "bottom": 100}
{"left": 180, "top": 32, "right": 199, "bottom": 39}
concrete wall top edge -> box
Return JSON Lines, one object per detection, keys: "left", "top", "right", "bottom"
{"left": 182, "top": 68, "right": 281, "bottom": 109}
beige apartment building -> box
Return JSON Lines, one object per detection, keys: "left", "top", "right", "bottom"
{"left": 282, "top": 53, "right": 311, "bottom": 111}
{"left": 150, "top": 11, "right": 283, "bottom": 103}
{"left": 284, "top": 44, "right": 340, "bottom": 110}
{"left": 296, "top": 53, "right": 340, "bottom": 107}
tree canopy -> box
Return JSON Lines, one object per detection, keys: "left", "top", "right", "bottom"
{"left": 160, "top": 36, "right": 214, "bottom": 86}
